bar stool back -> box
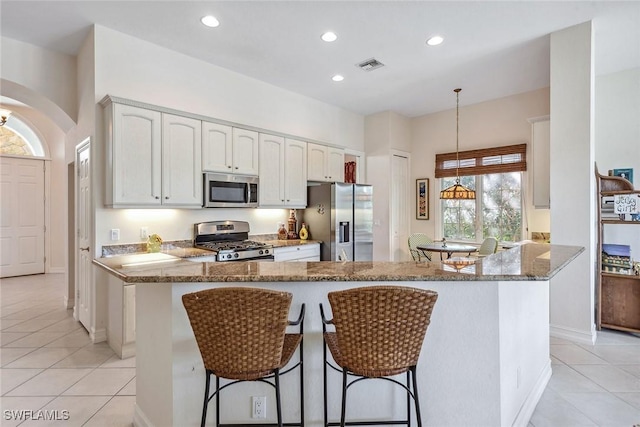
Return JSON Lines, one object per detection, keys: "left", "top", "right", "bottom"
{"left": 182, "top": 287, "right": 305, "bottom": 427}
{"left": 320, "top": 285, "right": 438, "bottom": 427}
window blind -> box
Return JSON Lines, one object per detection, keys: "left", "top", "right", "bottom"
{"left": 435, "top": 143, "right": 527, "bottom": 178}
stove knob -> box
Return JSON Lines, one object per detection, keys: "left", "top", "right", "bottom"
{"left": 264, "top": 249, "right": 270, "bottom": 255}
{"left": 259, "top": 250, "right": 264, "bottom": 255}
{"left": 226, "top": 254, "right": 232, "bottom": 259}
{"left": 234, "top": 253, "right": 239, "bottom": 258}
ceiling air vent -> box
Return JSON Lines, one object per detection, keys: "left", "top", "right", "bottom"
{"left": 356, "top": 58, "right": 385, "bottom": 71}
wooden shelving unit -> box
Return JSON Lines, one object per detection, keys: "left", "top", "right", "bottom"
{"left": 595, "top": 167, "right": 640, "bottom": 333}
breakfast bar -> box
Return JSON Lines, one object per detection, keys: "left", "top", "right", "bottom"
{"left": 94, "top": 244, "right": 584, "bottom": 427}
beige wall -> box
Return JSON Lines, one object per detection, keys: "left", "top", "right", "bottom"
{"left": 409, "top": 87, "right": 551, "bottom": 240}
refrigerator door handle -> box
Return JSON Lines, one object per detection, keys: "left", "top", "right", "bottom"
{"left": 339, "top": 221, "right": 350, "bottom": 243}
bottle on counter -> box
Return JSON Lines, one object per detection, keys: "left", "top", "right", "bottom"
{"left": 277, "top": 223, "right": 287, "bottom": 240}
{"left": 287, "top": 209, "right": 298, "bottom": 239}
{"left": 299, "top": 223, "right": 309, "bottom": 240}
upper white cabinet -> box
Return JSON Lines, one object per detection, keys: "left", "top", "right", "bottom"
{"left": 307, "top": 142, "right": 344, "bottom": 182}
{"left": 259, "top": 134, "right": 307, "bottom": 208}
{"left": 103, "top": 98, "right": 202, "bottom": 208}
{"left": 162, "top": 114, "right": 203, "bottom": 207}
{"left": 106, "top": 103, "right": 162, "bottom": 207}
{"left": 202, "top": 122, "right": 259, "bottom": 176}
{"left": 530, "top": 117, "right": 550, "bottom": 209}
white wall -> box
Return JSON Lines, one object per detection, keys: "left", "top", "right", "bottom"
{"left": 0, "top": 37, "right": 77, "bottom": 132}
{"left": 410, "top": 88, "right": 551, "bottom": 241}
{"left": 549, "top": 21, "right": 596, "bottom": 344}
{"left": 365, "top": 111, "right": 412, "bottom": 260}
{"left": 88, "top": 25, "right": 364, "bottom": 252}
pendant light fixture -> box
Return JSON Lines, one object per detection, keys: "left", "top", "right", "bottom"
{"left": 440, "top": 88, "right": 476, "bottom": 200}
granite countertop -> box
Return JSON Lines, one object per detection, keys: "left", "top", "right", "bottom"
{"left": 93, "top": 243, "right": 584, "bottom": 284}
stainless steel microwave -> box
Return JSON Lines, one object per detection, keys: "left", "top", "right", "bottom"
{"left": 203, "top": 173, "right": 259, "bottom": 208}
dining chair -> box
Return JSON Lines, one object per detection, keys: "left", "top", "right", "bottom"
{"left": 407, "top": 233, "right": 433, "bottom": 261}
{"left": 182, "top": 287, "right": 305, "bottom": 427}
{"left": 320, "top": 285, "right": 438, "bottom": 427}
{"left": 476, "top": 237, "right": 498, "bottom": 257}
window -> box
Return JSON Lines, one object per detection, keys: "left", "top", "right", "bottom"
{"left": 437, "top": 144, "right": 525, "bottom": 243}
{"left": 0, "top": 115, "right": 45, "bottom": 157}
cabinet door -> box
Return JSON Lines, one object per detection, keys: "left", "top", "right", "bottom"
{"left": 112, "top": 104, "right": 162, "bottom": 205}
{"left": 327, "top": 147, "right": 345, "bottom": 182}
{"left": 259, "top": 134, "right": 285, "bottom": 206}
{"left": 232, "top": 128, "right": 259, "bottom": 175}
{"left": 285, "top": 139, "right": 307, "bottom": 207}
{"left": 307, "top": 142, "right": 328, "bottom": 181}
{"left": 162, "top": 114, "right": 202, "bottom": 207}
{"left": 532, "top": 119, "right": 550, "bottom": 208}
{"left": 202, "top": 122, "right": 232, "bottom": 173}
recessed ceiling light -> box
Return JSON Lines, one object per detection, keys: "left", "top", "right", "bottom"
{"left": 321, "top": 32, "right": 338, "bottom": 42}
{"left": 426, "top": 35, "right": 444, "bottom": 46}
{"left": 332, "top": 75, "right": 344, "bottom": 82}
{"left": 201, "top": 15, "right": 220, "bottom": 28}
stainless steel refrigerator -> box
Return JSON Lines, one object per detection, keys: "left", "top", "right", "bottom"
{"left": 302, "top": 183, "right": 373, "bottom": 261}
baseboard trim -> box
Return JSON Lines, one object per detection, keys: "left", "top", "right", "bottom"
{"left": 90, "top": 327, "right": 107, "bottom": 343}
{"left": 63, "top": 296, "right": 74, "bottom": 310}
{"left": 134, "top": 404, "right": 153, "bottom": 427}
{"left": 550, "top": 324, "right": 597, "bottom": 345}
{"left": 512, "top": 361, "right": 551, "bottom": 427}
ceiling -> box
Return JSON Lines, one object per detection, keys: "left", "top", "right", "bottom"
{"left": 1, "top": 1, "right": 639, "bottom": 117}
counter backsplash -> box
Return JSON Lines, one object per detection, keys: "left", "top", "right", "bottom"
{"left": 101, "top": 234, "right": 281, "bottom": 257}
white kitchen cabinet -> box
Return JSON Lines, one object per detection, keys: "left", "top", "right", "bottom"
{"left": 202, "top": 123, "right": 259, "bottom": 176}
{"left": 106, "top": 102, "right": 162, "bottom": 206}
{"left": 107, "top": 275, "right": 136, "bottom": 359}
{"left": 530, "top": 117, "right": 550, "bottom": 208}
{"left": 162, "top": 114, "right": 203, "bottom": 207}
{"left": 307, "top": 142, "right": 344, "bottom": 182}
{"left": 259, "top": 134, "right": 307, "bottom": 207}
{"left": 102, "top": 98, "right": 202, "bottom": 208}
{"left": 273, "top": 243, "right": 320, "bottom": 261}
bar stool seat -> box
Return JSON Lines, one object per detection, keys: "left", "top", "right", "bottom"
{"left": 182, "top": 287, "right": 305, "bottom": 427}
{"left": 320, "top": 285, "right": 438, "bottom": 427}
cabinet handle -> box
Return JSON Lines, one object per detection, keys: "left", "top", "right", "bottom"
{"left": 281, "top": 200, "right": 285, "bottom": 202}
{"left": 228, "top": 165, "right": 232, "bottom": 169}
{"left": 287, "top": 199, "right": 290, "bottom": 202}
{"left": 165, "top": 196, "right": 170, "bottom": 200}
{"left": 235, "top": 167, "right": 239, "bottom": 169}
{"left": 155, "top": 196, "right": 160, "bottom": 199}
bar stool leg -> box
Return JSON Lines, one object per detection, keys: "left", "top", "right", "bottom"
{"left": 201, "top": 370, "right": 211, "bottom": 427}
{"left": 340, "top": 369, "right": 348, "bottom": 427}
{"left": 406, "top": 371, "right": 411, "bottom": 427}
{"left": 275, "top": 369, "right": 283, "bottom": 427}
{"left": 411, "top": 366, "right": 423, "bottom": 427}
{"left": 215, "top": 376, "right": 221, "bottom": 427}
{"left": 323, "top": 340, "right": 328, "bottom": 427}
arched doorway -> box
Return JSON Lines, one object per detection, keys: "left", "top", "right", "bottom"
{"left": 0, "top": 113, "right": 48, "bottom": 277}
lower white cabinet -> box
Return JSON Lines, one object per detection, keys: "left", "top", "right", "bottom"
{"left": 273, "top": 243, "right": 320, "bottom": 262}
{"left": 107, "top": 275, "right": 136, "bottom": 359}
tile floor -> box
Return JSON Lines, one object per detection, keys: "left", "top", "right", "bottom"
{"left": 1, "top": 273, "right": 640, "bottom": 426}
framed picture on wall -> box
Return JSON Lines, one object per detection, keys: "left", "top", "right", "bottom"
{"left": 612, "top": 168, "right": 634, "bottom": 185}
{"left": 416, "top": 178, "right": 429, "bottom": 220}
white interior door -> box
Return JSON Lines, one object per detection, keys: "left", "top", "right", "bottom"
{"left": 0, "top": 156, "right": 45, "bottom": 278}
{"left": 76, "top": 140, "right": 92, "bottom": 330}
{"left": 390, "top": 153, "right": 410, "bottom": 261}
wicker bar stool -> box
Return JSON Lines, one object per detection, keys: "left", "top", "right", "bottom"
{"left": 182, "top": 287, "right": 305, "bottom": 427}
{"left": 320, "top": 286, "right": 438, "bottom": 427}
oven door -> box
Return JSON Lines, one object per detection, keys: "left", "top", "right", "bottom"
{"left": 203, "top": 173, "right": 258, "bottom": 208}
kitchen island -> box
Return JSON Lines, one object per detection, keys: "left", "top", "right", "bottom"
{"left": 94, "top": 244, "right": 583, "bottom": 427}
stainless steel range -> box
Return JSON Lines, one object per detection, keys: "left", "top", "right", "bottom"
{"left": 193, "top": 220, "right": 273, "bottom": 262}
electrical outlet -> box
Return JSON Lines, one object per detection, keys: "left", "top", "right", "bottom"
{"left": 251, "top": 396, "right": 266, "bottom": 419}
{"left": 140, "top": 227, "right": 149, "bottom": 240}
{"left": 110, "top": 229, "right": 120, "bottom": 241}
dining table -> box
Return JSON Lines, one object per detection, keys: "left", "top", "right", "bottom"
{"left": 417, "top": 242, "right": 478, "bottom": 260}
